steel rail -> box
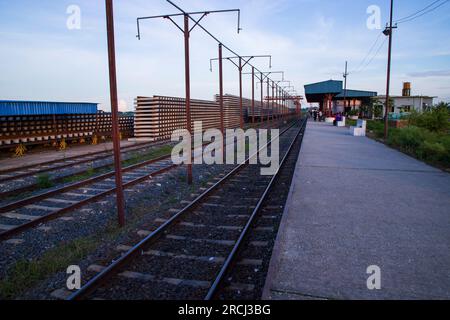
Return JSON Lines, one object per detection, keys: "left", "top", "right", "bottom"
{"left": 67, "top": 118, "right": 300, "bottom": 300}
{"left": 0, "top": 141, "right": 174, "bottom": 199}
{"left": 0, "top": 163, "right": 177, "bottom": 241}
{"left": 1, "top": 119, "right": 269, "bottom": 198}
{"left": 0, "top": 153, "right": 173, "bottom": 214}
{"left": 0, "top": 140, "right": 168, "bottom": 183}
{"left": 205, "top": 118, "right": 307, "bottom": 300}
{"left": 0, "top": 120, "right": 285, "bottom": 241}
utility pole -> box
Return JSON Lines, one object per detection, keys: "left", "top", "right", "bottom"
{"left": 183, "top": 14, "right": 193, "bottom": 184}
{"left": 136, "top": 3, "right": 241, "bottom": 184}
{"left": 383, "top": 0, "right": 397, "bottom": 140}
{"left": 343, "top": 61, "right": 348, "bottom": 114}
{"left": 218, "top": 44, "right": 224, "bottom": 153}
{"left": 105, "top": 0, "right": 125, "bottom": 227}
{"left": 210, "top": 55, "right": 271, "bottom": 128}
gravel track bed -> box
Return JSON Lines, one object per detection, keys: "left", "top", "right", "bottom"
{"left": 0, "top": 141, "right": 174, "bottom": 199}
{"left": 91, "top": 276, "right": 206, "bottom": 300}
{"left": 1, "top": 162, "right": 233, "bottom": 286}
{"left": 0, "top": 159, "right": 175, "bottom": 231}
{"left": 0, "top": 120, "right": 294, "bottom": 300}
{"left": 217, "top": 122, "right": 306, "bottom": 300}
{"left": 75, "top": 122, "right": 303, "bottom": 300}
{"left": 128, "top": 255, "right": 219, "bottom": 280}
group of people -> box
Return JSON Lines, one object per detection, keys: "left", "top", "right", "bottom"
{"left": 309, "top": 110, "right": 345, "bottom": 126}
{"left": 310, "top": 109, "right": 324, "bottom": 122}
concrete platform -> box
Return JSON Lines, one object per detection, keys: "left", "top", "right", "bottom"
{"left": 264, "top": 121, "right": 450, "bottom": 300}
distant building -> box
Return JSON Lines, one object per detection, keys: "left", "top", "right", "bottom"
{"left": 304, "top": 80, "right": 377, "bottom": 115}
{"left": 0, "top": 100, "right": 98, "bottom": 116}
{"left": 375, "top": 83, "right": 435, "bottom": 114}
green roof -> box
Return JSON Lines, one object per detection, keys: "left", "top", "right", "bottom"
{"left": 304, "top": 80, "right": 343, "bottom": 95}
{"left": 335, "top": 89, "right": 377, "bottom": 98}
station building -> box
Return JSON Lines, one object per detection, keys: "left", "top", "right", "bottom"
{"left": 304, "top": 80, "right": 377, "bottom": 115}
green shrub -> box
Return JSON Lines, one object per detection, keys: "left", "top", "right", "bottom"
{"left": 419, "top": 141, "right": 447, "bottom": 163}
{"left": 36, "top": 174, "right": 53, "bottom": 189}
{"left": 388, "top": 126, "right": 426, "bottom": 154}
{"left": 408, "top": 108, "right": 449, "bottom": 133}
{"left": 387, "top": 126, "right": 450, "bottom": 168}
{"left": 367, "top": 120, "right": 385, "bottom": 138}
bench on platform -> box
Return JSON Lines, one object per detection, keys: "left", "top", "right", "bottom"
{"left": 337, "top": 116, "right": 346, "bottom": 127}
{"left": 325, "top": 117, "right": 335, "bottom": 124}
{"left": 350, "top": 120, "right": 366, "bottom": 137}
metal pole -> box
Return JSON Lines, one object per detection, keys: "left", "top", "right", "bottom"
{"left": 239, "top": 57, "right": 243, "bottom": 129}
{"left": 260, "top": 72, "right": 264, "bottom": 124}
{"left": 384, "top": 0, "right": 394, "bottom": 140}
{"left": 184, "top": 14, "right": 193, "bottom": 184}
{"left": 272, "top": 81, "right": 275, "bottom": 122}
{"left": 266, "top": 78, "right": 270, "bottom": 123}
{"left": 343, "top": 61, "right": 348, "bottom": 114}
{"left": 105, "top": 0, "right": 125, "bottom": 227}
{"left": 219, "top": 43, "right": 224, "bottom": 153}
{"left": 251, "top": 66, "right": 255, "bottom": 124}
{"left": 275, "top": 86, "right": 278, "bottom": 120}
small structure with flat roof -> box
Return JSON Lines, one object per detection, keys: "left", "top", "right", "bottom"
{"left": 304, "top": 80, "right": 377, "bottom": 115}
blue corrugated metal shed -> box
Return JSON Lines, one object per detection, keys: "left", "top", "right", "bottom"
{"left": 304, "top": 80, "right": 343, "bottom": 95}
{"left": 0, "top": 100, "right": 98, "bottom": 116}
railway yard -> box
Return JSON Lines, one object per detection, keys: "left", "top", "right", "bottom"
{"left": 1, "top": 0, "right": 450, "bottom": 307}
{"left": 0, "top": 116, "right": 306, "bottom": 300}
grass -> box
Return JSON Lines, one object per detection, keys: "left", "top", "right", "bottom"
{"left": 387, "top": 126, "right": 450, "bottom": 170}
{"left": 122, "top": 145, "right": 173, "bottom": 167}
{"left": 61, "top": 145, "right": 174, "bottom": 185}
{"left": 36, "top": 174, "right": 53, "bottom": 189}
{"left": 0, "top": 238, "right": 97, "bottom": 299}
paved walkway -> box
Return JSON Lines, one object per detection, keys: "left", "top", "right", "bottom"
{"left": 263, "top": 121, "right": 450, "bottom": 300}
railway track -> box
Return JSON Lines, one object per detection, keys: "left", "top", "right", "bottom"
{"left": 0, "top": 140, "right": 161, "bottom": 183}
{"left": 0, "top": 122, "right": 274, "bottom": 199}
{"left": 0, "top": 141, "right": 174, "bottom": 200}
{"left": 0, "top": 120, "right": 289, "bottom": 242}
{"left": 66, "top": 118, "right": 306, "bottom": 300}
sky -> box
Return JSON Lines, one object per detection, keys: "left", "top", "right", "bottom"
{"left": 0, "top": 0, "right": 449, "bottom": 112}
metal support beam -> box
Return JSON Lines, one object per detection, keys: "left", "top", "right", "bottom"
{"left": 218, "top": 43, "right": 225, "bottom": 155}
{"left": 260, "top": 72, "right": 264, "bottom": 124}
{"left": 251, "top": 66, "right": 255, "bottom": 124}
{"left": 239, "top": 57, "right": 244, "bottom": 129}
{"left": 105, "top": 0, "right": 125, "bottom": 227}
{"left": 384, "top": 0, "right": 396, "bottom": 140}
{"left": 183, "top": 14, "right": 193, "bottom": 185}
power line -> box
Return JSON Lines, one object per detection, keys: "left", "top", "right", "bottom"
{"left": 395, "top": 0, "right": 441, "bottom": 22}
{"left": 354, "top": 37, "right": 387, "bottom": 74}
{"left": 395, "top": 0, "right": 450, "bottom": 24}
{"left": 351, "top": 32, "right": 383, "bottom": 74}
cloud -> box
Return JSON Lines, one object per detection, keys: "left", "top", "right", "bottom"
{"left": 407, "top": 70, "right": 450, "bottom": 78}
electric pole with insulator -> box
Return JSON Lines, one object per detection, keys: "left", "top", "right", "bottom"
{"left": 383, "top": 0, "right": 397, "bottom": 140}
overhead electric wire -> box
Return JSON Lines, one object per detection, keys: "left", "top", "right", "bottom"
{"left": 354, "top": 37, "right": 388, "bottom": 74}
{"left": 395, "top": 0, "right": 449, "bottom": 24}
{"left": 351, "top": 31, "right": 383, "bottom": 74}
{"left": 395, "top": 0, "right": 441, "bottom": 22}
{"left": 162, "top": 0, "right": 295, "bottom": 97}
